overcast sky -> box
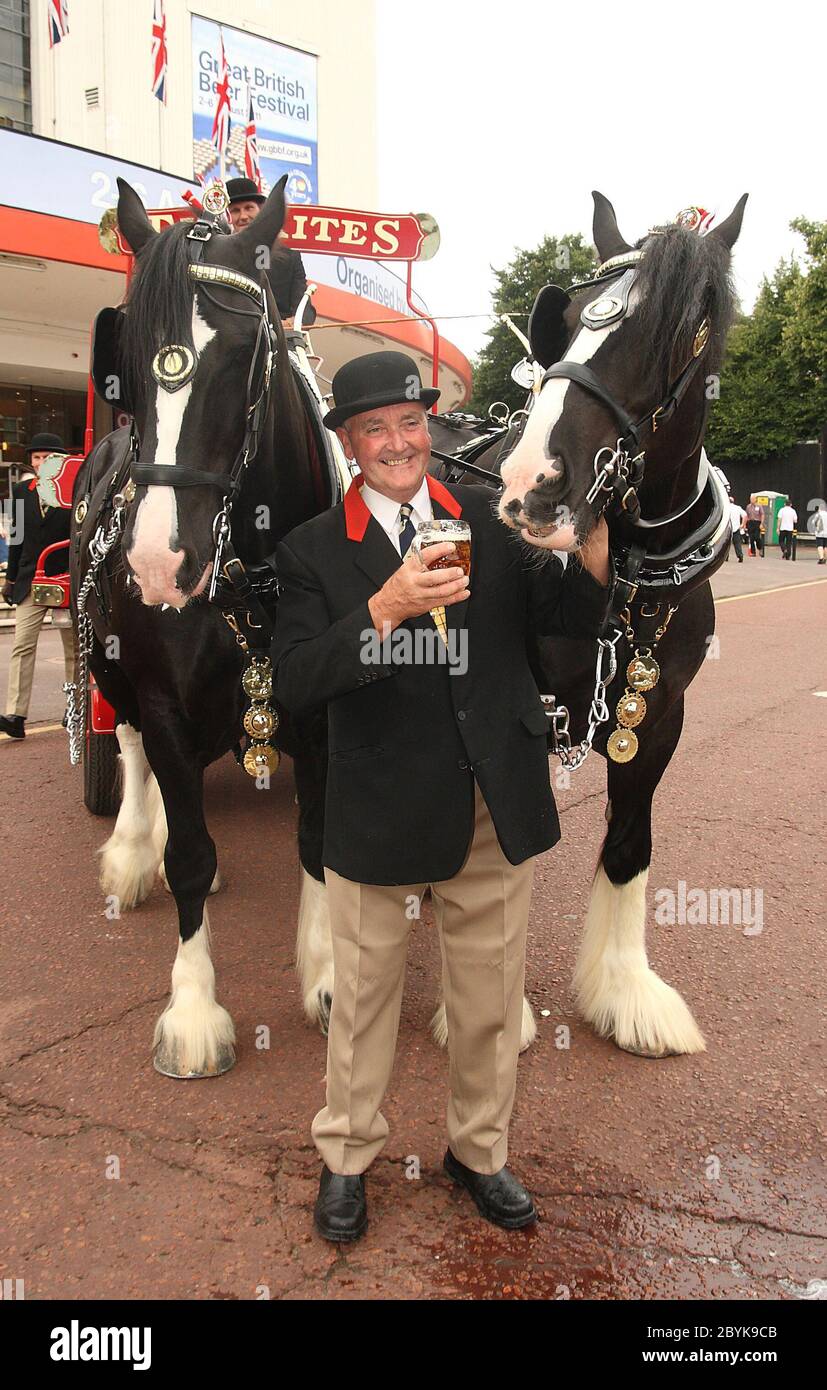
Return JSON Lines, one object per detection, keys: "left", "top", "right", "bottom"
{"left": 375, "top": 0, "right": 824, "bottom": 362}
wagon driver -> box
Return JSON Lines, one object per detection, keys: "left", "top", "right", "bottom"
{"left": 272, "top": 351, "right": 611, "bottom": 1242}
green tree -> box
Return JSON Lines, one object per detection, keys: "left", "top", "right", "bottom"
{"left": 707, "top": 216, "right": 827, "bottom": 467}
{"left": 706, "top": 259, "right": 808, "bottom": 461}
{"left": 468, "top": 233, "right": 597, "bottom": 417}
{"left": 783, "top": 217, "right": 827, "bottom": 453}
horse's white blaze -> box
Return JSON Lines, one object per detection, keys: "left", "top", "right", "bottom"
{"left": 574, "top": 864, "right": 706, "bottom": 1056}
{"left": 98, "top": 724, "right": 159, "bottom": 908}
{"left": 153, "top": 908, "right": 235, "bottom": 1075}
{"left": 128, "top": 304, "right": 216, "bottom": 607}
{"left": 499, "top": 304, "right": 634, "bottom": 549}
{"left": 296, "top": 868, "right": 334, "bottom": 1026}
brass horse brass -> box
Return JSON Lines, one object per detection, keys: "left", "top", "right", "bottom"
{"left": 627, "top": 653, "right": 660, "bottom": 692}
{"left": 151, "top": 344, "right": 196, "bottom": 393}
{"left": 607, "top": 728, "right": 639, "bottom": 763}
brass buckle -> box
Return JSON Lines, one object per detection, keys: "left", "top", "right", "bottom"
{"left": 651, "top": 406, "right": 665, "bottom": 432}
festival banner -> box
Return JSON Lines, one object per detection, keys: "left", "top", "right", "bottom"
{"left": 191, "top": 16, "right": 318, "bottom": 204}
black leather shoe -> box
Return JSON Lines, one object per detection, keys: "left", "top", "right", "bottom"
{"left": 0, "top": 715, "right": 25, "bottom": 739}
{"left": 314, "top": 1166, "right": 367, "bottom": 1243}
{"left": 444, "top": 1149, "right": 537, "bottom": 1229}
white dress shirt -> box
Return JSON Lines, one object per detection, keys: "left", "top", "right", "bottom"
{"left": 778, "top": 505, "right": 797, "bottom": 531}
{"left": 361, "top": 477, "right": 433, "bottom": 555}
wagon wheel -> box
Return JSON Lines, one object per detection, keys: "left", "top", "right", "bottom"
{"left": 83, "top": 683, "right": 119, "bottom": 816}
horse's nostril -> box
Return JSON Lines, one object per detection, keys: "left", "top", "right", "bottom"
{"left": 505, "top": 498, "right": 523, "bottom": 516}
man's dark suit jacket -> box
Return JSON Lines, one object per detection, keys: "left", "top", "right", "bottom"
{"left": 5, "top": 478, "right": 71, "bottom": 606}
{"left": 272, "top": 475, "right": 609, "bottom": 885}
{"left": 268, "top": 247, "right": 316, "bottom": 325}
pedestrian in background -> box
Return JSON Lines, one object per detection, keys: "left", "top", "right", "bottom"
{"left": 777, "top": 501, "right": 797, "bottom": 560}
{"left": 745, "top": 498, "right": 765, "bottom": 557}
{"left": 811, "top": 504, "right": 827, "bottom": 564}
{"left": 728, "top": 495, "right": 745, "bottom": 562}
{"left": 0, "top": 434, "right": 75, "bottom": 740}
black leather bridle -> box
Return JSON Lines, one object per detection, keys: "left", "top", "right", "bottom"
{"left": 539, "top": 254, "right": 713, "bottom": 525}
{"left": 127, "top": 212, "right": 280, "bottom": 609}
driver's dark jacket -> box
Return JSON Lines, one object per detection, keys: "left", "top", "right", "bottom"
{"left": 267, "top": 247, "right": 316, "bottom": 325}
{"left": 271, "top": 477, "right": 609, "bottom": 885}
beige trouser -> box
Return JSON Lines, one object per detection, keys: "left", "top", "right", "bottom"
{"left": 5, "top": 593, "right": 76, "bottom": 719}
{"left": 313, "top": 781, "right": 535, "bottom": 1176}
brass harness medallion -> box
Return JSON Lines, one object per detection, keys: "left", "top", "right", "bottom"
{"left": 151, "top": 344, "right": 196, "bottom": 393}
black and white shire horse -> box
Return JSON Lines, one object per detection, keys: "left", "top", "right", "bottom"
{"left": 71, "top": 177, "right": 343, "bottom": 1077}
{"left": 453, "top": 190, "right": 747, "bottom": 1057}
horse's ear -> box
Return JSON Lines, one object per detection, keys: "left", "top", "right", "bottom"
{"left": 709, "top": 193, "right": 748, "bottom": 251}
{"left": 223, "top": 175, "right": 288, "bottom": 269}
{"left": 592, "top": 190, "right": 632, "bottom": 262}
{"left": 528, "top": 284, "right": 571, "bottom": 368}
{"left": 116, "top": 178, "right": 157, "bottom": 256}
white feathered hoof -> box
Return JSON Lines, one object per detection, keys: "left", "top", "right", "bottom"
{"left": 574, "top": 865, "right": 706, "bottom": 1058}
{"left": 430, "top": 1001, "right": 449, "bottom": 1049}
{"left": 152, "top": 996, "right": 236, "bottom": 1078}
{"left": 430, "top": 995, "right": 537, "bottom": 1052}
{"left": 98, "top": 830, "right": 158, "bottom": 909}
{"left": 519, "top": 996, "right": 537, "bottom": 1052}
{"left": 314, "top": 988, "right": 332, "bottom": 1036}
{"left": 297, "top": 869, "right": 334, "bottom": 1034}
{"left": 603, "top": 973, "right": 706, "bottom": 1057}
{"left": 152, "top": 919, "right": 236, "bottom": 1077}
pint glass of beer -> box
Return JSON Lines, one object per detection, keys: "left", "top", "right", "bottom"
{"left": 412, "top": 519, "right": 472, "bottom": 575}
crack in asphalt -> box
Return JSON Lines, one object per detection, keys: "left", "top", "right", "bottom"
{"left": 1, "top": 992, "right": 169, "bottom": 1069}
{"left": 530, "top": 1185, "right": 824, "bottom": 1241}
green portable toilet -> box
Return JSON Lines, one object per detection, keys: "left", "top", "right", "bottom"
{"left": 751, "top": 491, "right": 790, "bottom": 547}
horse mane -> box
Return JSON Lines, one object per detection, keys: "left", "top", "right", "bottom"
{"left": 631, "top": 224, "right": 736, "bottom": 385}
{"left": 120, "top": 221, "right": 208, "bottom": 405}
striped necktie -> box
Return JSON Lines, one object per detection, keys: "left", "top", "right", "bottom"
{"left": 397, "top": 503, "right": 416, "bottom": 557}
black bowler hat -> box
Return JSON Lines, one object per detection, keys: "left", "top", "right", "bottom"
{"left": 323, "top": 351, "right": 440, "bottom": 430}
{"left": 225, "top": 176, "right": 266, "bottom": 206}
{"left": 26, "top": 432, "right": 69, "bottom": 456}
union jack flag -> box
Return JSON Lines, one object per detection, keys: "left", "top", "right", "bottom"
{"left": 244, "top": 97, "right": 261, "bottom": 191}
{"left": 47, "top": 0, "right": 69, "bottom": 48}
{"left": 151, "top": 0, "right": 167, "bottom": 104}
{"left": 210, "top": 32, "right": 232, "bottom": 158}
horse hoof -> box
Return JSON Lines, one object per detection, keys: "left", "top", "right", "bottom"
{"left": 316, "top": 990, "right": 332, "bottom": 1036}
{"left": 153, "top": 1040, "right": 236, "bottom": 1079}
{"left": 616, "top": 1040, "right": 680, "bottom": 1059}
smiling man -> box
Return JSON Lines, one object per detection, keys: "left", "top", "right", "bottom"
{"left": 271, "top": 350, "right": 610, "bottom": 1243}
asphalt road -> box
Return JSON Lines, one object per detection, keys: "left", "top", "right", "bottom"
{"left": 0, "top": 557, "right": 825, "bottom": 1301}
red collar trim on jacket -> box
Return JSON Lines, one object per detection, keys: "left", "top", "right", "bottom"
{"left": 27, "top": 478, "right": 38, "bottom": 491}
{"left": 343, "top": 472, "right": 462, "bottom": 541}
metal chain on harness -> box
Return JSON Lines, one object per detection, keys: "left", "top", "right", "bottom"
{"left": 63, "top": 491, "right": 129, "bottom": 766}
{"left": 542, "top": 622, "right": 624, "bottom": 771}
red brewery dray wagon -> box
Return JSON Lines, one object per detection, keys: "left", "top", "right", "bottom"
{"left": 27, "top": 405, "right": 121, "bottom": 813}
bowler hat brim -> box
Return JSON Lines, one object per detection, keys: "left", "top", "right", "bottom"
{"left": 324, "top": 386, "right": 440, "bottom": 431}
